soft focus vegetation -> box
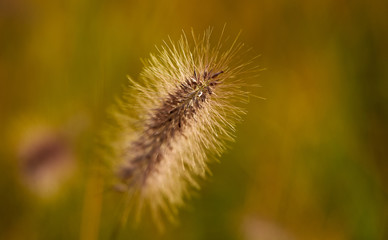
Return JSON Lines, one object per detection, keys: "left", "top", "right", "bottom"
{"left": 1, "top": 0, "right": 387, "bottom": 239}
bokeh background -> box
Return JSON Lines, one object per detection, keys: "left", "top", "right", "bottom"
{"left": 1, "top": 0, "right": 387, "bottom": 239}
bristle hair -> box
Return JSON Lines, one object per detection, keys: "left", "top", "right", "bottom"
{"left": 107, "top": 28, "right": 254, "bottom": 226}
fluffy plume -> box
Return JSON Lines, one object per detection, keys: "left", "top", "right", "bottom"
{"left": 106, "top": 28, "right": 255, "bottom": 225}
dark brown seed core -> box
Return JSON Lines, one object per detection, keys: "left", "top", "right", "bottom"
{"left": 119, "top": 69, "right": 223, "bottom": 187}
{"left": 20, "top": 135, "right": 68, "bottom": 176}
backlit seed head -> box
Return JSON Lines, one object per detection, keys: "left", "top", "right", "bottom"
{"left": 106, "top": 28, "right": 256, "bottom": 226}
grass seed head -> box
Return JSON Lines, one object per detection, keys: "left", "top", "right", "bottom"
{"left": 106, "top": 27, "right": 256, "bottom": 227}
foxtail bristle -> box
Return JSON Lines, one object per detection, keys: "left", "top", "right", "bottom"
{"left": 106, "top": 28, "right": 255, "bottom": 226}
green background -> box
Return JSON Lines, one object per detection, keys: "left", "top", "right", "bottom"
{"left": 1, "top": 0, "right": 387, "bottom": 239}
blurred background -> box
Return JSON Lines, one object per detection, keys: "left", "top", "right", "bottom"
{"left": 1, "top": 0, "right": 387, "bottom": 239}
